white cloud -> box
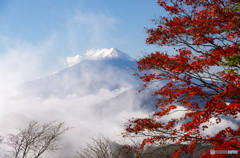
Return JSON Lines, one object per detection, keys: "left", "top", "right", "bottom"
{"left": 0, "top": 56, "right": 145, "bottom": 157}
{"left": 65, "top": 54, "right": 83, "bottom": 67}
{"left": 0, "top": 36, "right": 56, "bottom": 96}
{"left": 0, "top": 86, "right": 149, "bottom": 157}
{"left": 84, "top": 48, "right": 96, "bottom": 58}
{"left": 200, "top": 117, "right": 239, "bottom": 136}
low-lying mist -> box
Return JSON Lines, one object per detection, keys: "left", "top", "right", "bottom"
{"left": 0, "top": 59, "right": 156, "bottom": 157}
{"left": 0, "top": 50, "right": 239, "bottom": 157}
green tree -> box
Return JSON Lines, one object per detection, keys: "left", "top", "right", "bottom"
{"left": 221, "top": 3, "right": 240, "bottom": 72}
{"left": 225, "top": 3, "right": 240, "bottom": 13}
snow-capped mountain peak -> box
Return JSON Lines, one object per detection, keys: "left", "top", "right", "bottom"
{"left": 86, "top": 48, "right": 135, "bottom": 61}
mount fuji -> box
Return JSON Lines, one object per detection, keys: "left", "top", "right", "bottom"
{"left": 21, "top": 48, "right": 139, "bottom": 98}
{"left": 1, "top": 48, "right": 159, "bottom": 157}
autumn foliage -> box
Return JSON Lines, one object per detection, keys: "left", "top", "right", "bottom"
{"left": 123, "top": 0, "right": 240, "bottom": 157}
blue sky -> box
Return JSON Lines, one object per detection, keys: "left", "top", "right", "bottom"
{"left": 0, "top": 0, "right": 170, "bottom": 81}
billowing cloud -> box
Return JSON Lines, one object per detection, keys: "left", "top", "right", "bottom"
{"left": 0, "top": 83, "right": 149, "bottom": 157}
{"left": 65, "top": 54, "right": 83, "bottom": 67}
{"left": 0, "top": 52, "right": 148, "bottom": 157}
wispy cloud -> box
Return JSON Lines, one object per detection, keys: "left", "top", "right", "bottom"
{"left": 64, "top": 10, "right": 122, "bottom": 54}
{"left": 65, "top": 54, "right": 83, "bottom": 67}
{"left": 0, "top": 36, "right": 55, "bottom": 90}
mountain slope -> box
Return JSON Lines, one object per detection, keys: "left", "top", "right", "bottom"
{"left": 21, "top": 48, "right": 138, "bottom": 98}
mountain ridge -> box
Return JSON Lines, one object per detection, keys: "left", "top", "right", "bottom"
{"left": 50, "top": 48, "right": 137, "bottom": 77}
{"left": 20, "top": 48, "right": 139, "bottom": 98}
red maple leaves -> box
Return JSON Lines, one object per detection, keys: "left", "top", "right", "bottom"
{"left": 123, "top": 0, "right": 240, "bottom": 157}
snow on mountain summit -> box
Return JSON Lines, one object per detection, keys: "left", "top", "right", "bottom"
{"left": 86, "top": 48, "right": 135, "bottom": 61}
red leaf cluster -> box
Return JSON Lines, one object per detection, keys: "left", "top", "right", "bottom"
{"left": 124, "top": 0, "right": 240, "bottom": 157}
